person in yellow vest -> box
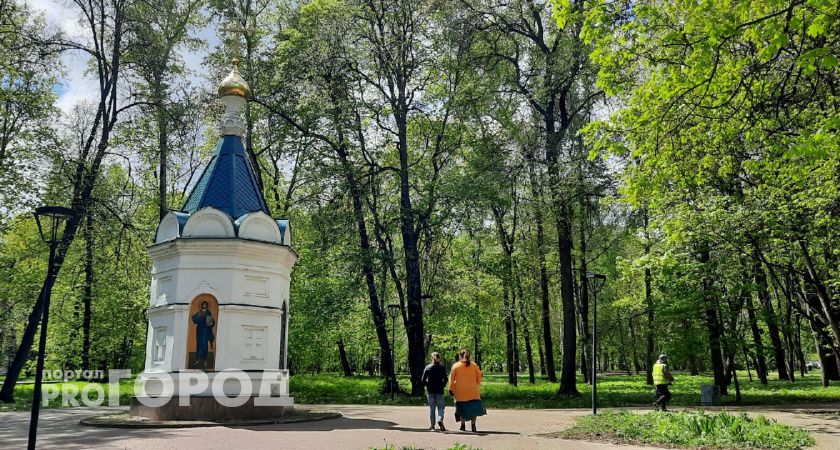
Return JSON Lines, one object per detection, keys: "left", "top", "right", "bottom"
{"left": 653, "top": 354, "right": 675, "bottom": 411}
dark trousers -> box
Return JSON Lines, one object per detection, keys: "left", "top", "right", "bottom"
{"left": 655, "top": 384, "right": 672, "bottom": 409}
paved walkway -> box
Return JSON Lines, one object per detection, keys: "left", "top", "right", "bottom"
{"left": 1, "top": 404, "right": 839, "bottom": 449}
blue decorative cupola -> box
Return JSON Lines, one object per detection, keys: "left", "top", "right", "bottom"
{"left": 182, "top": 135, "right": 269, "bottom": 219}
{"left": 154, "top": 61, "right": 291, "bottom": 247}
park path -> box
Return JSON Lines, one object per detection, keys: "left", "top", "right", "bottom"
{"left": 0, "top": 404, "right": 838, "bottom": 449}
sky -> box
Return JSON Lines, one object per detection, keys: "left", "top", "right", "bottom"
{"left": 29, "top": 0, "right": 95, "bottom": 112}
{"left": 29, "top": 0, "right": 220, "bottom": 113}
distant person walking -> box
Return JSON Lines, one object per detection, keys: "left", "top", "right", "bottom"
{"left": 653, "top": 354, "right": 675, "bottom": 411}
{"left": 449, "top": 349, "right": 486, "bottom": 432}
{"left": 421, "top": 351, "right": 448, "bottom": 431}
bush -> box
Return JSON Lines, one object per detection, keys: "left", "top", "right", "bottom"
{"left": 557, "top": 410, "right": 814, "bottom": 449}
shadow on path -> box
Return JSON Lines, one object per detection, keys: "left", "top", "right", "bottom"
{"left": 233, "top": 416, "right": 396, "bottom": 432}
{"left": 0, "top": 408, "right": 184, "bottom": 450}
{"left": 388, "top": 426, "right": 521, "bottom": 436}
{"left": 234, "top": 418, "right": 522, "bottom": 436}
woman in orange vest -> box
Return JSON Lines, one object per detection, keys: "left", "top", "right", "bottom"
{"left": 448, "top": 349, "right": 486, "bottom": 432}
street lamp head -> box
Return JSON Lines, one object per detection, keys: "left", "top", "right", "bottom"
{"left": 386, "top": 303, "right": 401, "bottom": 320}
{"left": 34, "top": 206, "right": 75, "bottom": 246}
{"left": 586, "top": 272, "right": 608, "bottom": 296}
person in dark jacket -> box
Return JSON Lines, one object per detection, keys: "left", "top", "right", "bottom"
{"left": 421, "top": 351, "right": 448, "bottom": 431}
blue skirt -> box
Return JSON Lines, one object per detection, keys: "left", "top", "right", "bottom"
{"left": 455, "top": 399, "right": 486, "bottom": 420}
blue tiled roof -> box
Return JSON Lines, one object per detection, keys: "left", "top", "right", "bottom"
{"left": 182, "top": 135, "right": 269, "bottom": 218}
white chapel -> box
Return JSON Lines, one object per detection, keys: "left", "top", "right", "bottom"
{"left": 132, "top": 61, "right": 297, "bottom": 420}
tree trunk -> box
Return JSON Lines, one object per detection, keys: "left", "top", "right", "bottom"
{"left": 618, "top": 319, "right": 632, "bottom": 375}
{"left": 335, "top": 144, "right": 397, "bottom": 393}
{"left": 0, "top": 298, "right": 13, "bottom": 370}
{"left": 728, "top": 356, "right": 742, "bottom": 403}
{"left": 556, "top": 203, "right": 578, "bottom": 395}
{"left": 700, "top": 247, "right": 727, "bottom": 395}
{"left": 502, "top": 283, "right": 517, "bottom": 386}
{"left": 801, "top": 272, "right": 840, "bottom": 364}
{"left": 629, "top": 318, "right": 642, "bottom": 375}
{"left": 705, "top": 304, "right": 728, "bottom": 395}
{"left": 687, "top": 347, "right": 700, "bottom": 375}
{"left": 795, "top": 313, "right": 806, "bottom": 378}
{"left": 782, "top": 285, "right": 796, "bottom": 382}
{"left": 474, "top": 326, "right": 481, "bottom": 368}
{"left": 537, "top": 336, "right": 546, "bottom": 377}
{"left": 815, "top": 333, "right": 840, "bottom": 385}
{"left": 745, "top": 277, "right": 769, "bottom": 384}
{"left": 338, "top": 338, "right": 353, "bottom": 377}
{"left": 578, "top": 213, "right": 591, "bottom": 384}
{"left": 722, "top": 284, "right": 741, "bottom": 389}
{"left": 156, "top": 90, "right": 169, "bottom": 220}
{"left": 796, "top": 274, "right": 840, "bottom": 384}
{"left": 82, "top": 213, "right": 94, "bottom": 371}
{"left": 798, "top": 240, "right": 840, "bottom": 356}
{"left": 579, "top": 344, "right": 588, "bottom": 383}
{"left": 754, "top": 249, "right": 790, "bottom": 381}
{"left": 395, "top": 108, "right": 426, "bottom": 396}
{"left": 424, "top": 333, "right": 433, "bottom": 356}
{"left": 1, "top": 296, "right": 43, "bottom": 401}
{"left": 644, "top": 208, "right": 655, "bottom": 385}
{"left": 743, "top": 347, "right": 753, "bottom": 382}
{"left": 527, "top": 154, "right": 557, "bottom": 382}
{"left": 512, "top": 293, "right": 521, "bottom": 379}
{"left": 540, "top": 125, "right": 578, "bottom": 395}
{"left": 520, "top": 309, "right": 536, "bottom": 384}
{"left": 516, "top": 275, "right": 536, "bottom": 384}
{"left": 493, "top": 206, "right": 519, "bottom": 386}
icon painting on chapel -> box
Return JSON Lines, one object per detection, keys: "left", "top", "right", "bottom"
{"left": 187, "top": 294, "right": 218, "bottom": 370}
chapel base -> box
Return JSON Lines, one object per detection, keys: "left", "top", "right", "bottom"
{"left": 130, "top": 395, "right": 294, "bottom": 421}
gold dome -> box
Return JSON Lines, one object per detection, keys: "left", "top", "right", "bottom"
{"left": 218, "top": 60, "right": 251, "bottom": 98}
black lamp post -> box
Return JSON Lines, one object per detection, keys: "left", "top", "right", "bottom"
{"left": 29, "top": 206, "right": 74, "bottom": 450}
{"left": 586, "top": 272, "right": 607, "bottom": 415}
{"left": 386, "top": 303, "right": 401, "bottom": 399}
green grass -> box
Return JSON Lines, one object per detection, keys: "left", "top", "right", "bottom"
{"left": 553, "top": 410, "right": 814, "bottom": 449}
{"left": 370, "top": 444, "right": 478, "bottom": 450}
{"left": 0, "top": 381, "right": 135, "bottom": 412}
{"left": 1, "top": 370, "right": 838, "bottom": 412}
{"left": 291, "top": 371, "right": 840, "bottom": 409}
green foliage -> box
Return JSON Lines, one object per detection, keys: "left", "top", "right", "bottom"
{"left": 290, "top": 372, "right": 840, "bottom": 409}
{"left": 581, "top": 0, "right": 840, "bottom": 386}
{"left": 3, "top": 372, "right": 838, "bottom": 413}
{"left": 0, "top": 0, "right": 60, "bottom": 220}
{"left": 557, "top": 410, "right": 814, "bottom": 449}
{"left": 1, "top": 0, "right": 837, "bottom": 409}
